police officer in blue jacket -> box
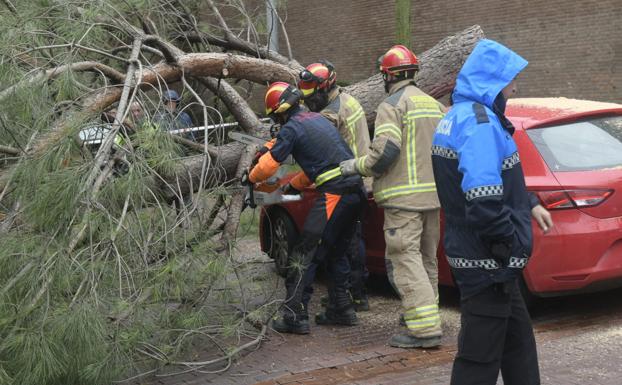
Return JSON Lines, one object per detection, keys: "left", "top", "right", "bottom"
{"left": 431, "top": 39, "right": 553, "bottom": 385}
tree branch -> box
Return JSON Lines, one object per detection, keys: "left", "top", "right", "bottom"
{"left": 1, "top": 0, "right": 17, "bottom": 15}
{"left": 197, "top": 77, "right": 262, "bottom": 133}
{"left": 175, "top": 31, "right": 301, "bottom": 69}
{"left": 143, "top": 34, "right": 183, "bottom": 63}
{"left": 0, "top": 145, "right": 20, "bottom": 156}
{"left": 0, "top": 61, "right": 126, "bottom": 103}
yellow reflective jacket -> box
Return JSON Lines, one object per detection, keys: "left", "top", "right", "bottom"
{"left": 355, "top": 80, "right": 443, "bottom": 211}
{"left": 320, "top": 87, "right": 371, "bottom": 158}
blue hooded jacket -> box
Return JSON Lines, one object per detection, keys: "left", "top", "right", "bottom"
{"left": 431, "top": 39, "right": 538, "bottom": 298}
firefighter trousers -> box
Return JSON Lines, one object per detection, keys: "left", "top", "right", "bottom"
{"left": 384, "top": 208, "right": 441, "bottom": 337}
{"left": 284, "top": 190, "right": 363, "bottom": 319}
{"left": 450, "top": 279, "right": 540, "bottom": 385}
{"left": 347, "top": 218, "right": 368, "bottom": 301}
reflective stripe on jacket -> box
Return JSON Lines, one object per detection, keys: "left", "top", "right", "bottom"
{"left": 252, "top": 106, "right": 362, "bottom": 193}
{"left": 356, "top": 80, "right": 443, "bottom": 210}
{"left": 321, "top": 88, "right": 371, "bottom": 158}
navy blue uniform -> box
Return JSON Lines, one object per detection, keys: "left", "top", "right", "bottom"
{"left": 432, "top": 39, "right": 541, "bottom": 385}
{"left": 271, "top": 108, "right": 362, "bottom": 193}
{"left": 255, "top": 106, "right": 365, "bottom": 323}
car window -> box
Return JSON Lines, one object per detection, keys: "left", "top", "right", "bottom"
{"left": 526, "top": 116, "right": 622, "bottom": 172}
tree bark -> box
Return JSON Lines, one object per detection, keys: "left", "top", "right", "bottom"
{"left": 0, "top": 61, "right": 126, "bottom": 103}
{"left": 159, "top": 141, "right": 244, "bottom": 199}
{"left": 82, "top": 53, "right": 298, "bottom": 116}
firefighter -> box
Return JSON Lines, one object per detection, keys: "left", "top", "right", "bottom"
{"left": 298, "top": 61, "right": 372, "bottom": 311}
{"left": 249, "top": 82, "right": 366, "bottom": 334}
{"left": 340, "top": 45, "right": 445, "bottom": 348}
{"left": 431, "top": 39, "right": 552, "bottom": 384}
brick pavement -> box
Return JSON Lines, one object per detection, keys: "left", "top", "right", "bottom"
{"left": 253, "top": 315, "right": 622, "bottom": 385}
{"left": 147, "top": 282, "right": 622, "bottom": 385}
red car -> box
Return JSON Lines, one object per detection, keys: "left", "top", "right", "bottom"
{"left": 258, "top": 98, "right": 622, "bottom": 299}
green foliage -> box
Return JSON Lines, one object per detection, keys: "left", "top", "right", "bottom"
{"left": 238, "top": 208, "right": 259, "bottom": 238}
{"left": 134, "top": 123, "right": 185, "bottom": 175}
{"left": 0, "top": 1, "right": 279, "bottom": 384}
{"left": 18, "top": 165, "right": 86, "bottom": 232}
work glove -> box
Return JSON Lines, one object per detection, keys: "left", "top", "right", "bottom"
{"left": 339, "top": 159, "right": 358, "bottom": 176}
{"left": 252, "top": 145, "right": 270, "bottom": 167}
{"left": 281, "top": 182, "right": 301, "bottom": 195}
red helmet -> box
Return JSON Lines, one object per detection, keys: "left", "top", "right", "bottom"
{"left": 298, "top": 61, "right": 337, "bottom": 97}
{"left": 264, "top": 82, "right": 302, "bottom": 115}
{"left": 379, "top": 45, "right": 419, "bottom": 76}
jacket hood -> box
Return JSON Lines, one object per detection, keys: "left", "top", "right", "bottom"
{"left": 452, "top": 39, "right": 528, "bottom": 108}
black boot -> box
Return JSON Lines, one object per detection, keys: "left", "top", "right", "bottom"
{"left": 352, "top": 294, "right": 370, "bottom": 312}
{"left": 271, "top": 315, "right": 310, "bottom": 335}
{"left": 320, "top": 295, "right": 329, "bottom": 307}
{"left": 389, "top": 333, "right": 441, "bottom": 348}
{"left": 315, "top": 305, "right": 358, "bottom": 326}
{"left": 321, "top": 293, "right": 368, "bottom": 311}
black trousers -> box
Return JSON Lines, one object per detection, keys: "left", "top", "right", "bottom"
{"left": 284, "top": 191, "right": 362, "bottom": 318}
{"left": 450, "top": 280, "right": 540, "bottom": 385}
{"left": 346, "top": 220, "right": 368, "bottom": 299}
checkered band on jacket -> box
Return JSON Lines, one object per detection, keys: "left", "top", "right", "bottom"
{"left": 447, "top": 257, "right": 499, "bottom": 269}
{"left": 431, "top": 145, "right": 458, "bottom": 159}
{"left": 465, "top": 184, "right": 504, "bottom": 201}
{"left": 502, "top": 152, "right": 521, "bottom": 170}
{"left": 447, "top": 256, "right": 528, "bottom": 270}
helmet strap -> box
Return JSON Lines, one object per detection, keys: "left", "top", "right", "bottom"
{"left": 383, "top": 71, "right": 418, "bottom": 93}
{"left": 305, "top": 89, "right": 329, "bottom": 112}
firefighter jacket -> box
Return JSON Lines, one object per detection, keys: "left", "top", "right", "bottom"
{"left": 250, "top": 106, "right": 362, "bottom": 194}
{"left": 321, "top": 87, "right": 371, "bottom": 158}
{"left": 354, "top": 80, "right": 443, "bottom": 211}
{"left": 431, "top": 39, "right": 539, "bottom": 298}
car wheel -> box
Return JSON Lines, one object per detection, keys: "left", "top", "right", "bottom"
{"left": 268, "top": 209, "right": 298, "bottom": 277}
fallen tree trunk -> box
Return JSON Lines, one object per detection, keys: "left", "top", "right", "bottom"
{"left": 164, "top": 25, "right": 485, "bottom": 195}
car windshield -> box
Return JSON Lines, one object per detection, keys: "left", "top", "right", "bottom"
{"left": 526, "top": 115, "right": 622, "bottom": 172}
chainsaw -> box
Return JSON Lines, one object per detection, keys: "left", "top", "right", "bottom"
{"left": 240, "top": 169, "right": 301, "bottom": 208}
{"left": 234, "top": 132, "right": 301, "bottom": 208}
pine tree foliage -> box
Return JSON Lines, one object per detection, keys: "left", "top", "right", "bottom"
{"left": 0, "top": 1, "right": 285, "bottom": 383}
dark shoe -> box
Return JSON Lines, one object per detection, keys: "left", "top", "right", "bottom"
{"left": 271, "top": 316, "right": 310, "bottom": 335}
{"left": 389, "top": 333, "right": 441, "bottom": 349}
{"left": 399, "top": 313, "right": 405, "bottom": 326}
{"left": 353, "top": 296, "right": 370, "bottom": 312}
{"left": 315, "top": 307, "right": 358, "bottom": 326}
{"left": 320, "top": 295, "right": 329, "bottom": 307}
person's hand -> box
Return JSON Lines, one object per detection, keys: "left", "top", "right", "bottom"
{"left": 281, "top": 183, "right": 300, "bottom": 195}
{"left": 339, "top": 159, "right": 358, "bottom": 176}
{"left": 531, "top": 204, "right": 553, "bottom": 233}
{"left": 252, "top": 146, "right": 270, "bottom": 167}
